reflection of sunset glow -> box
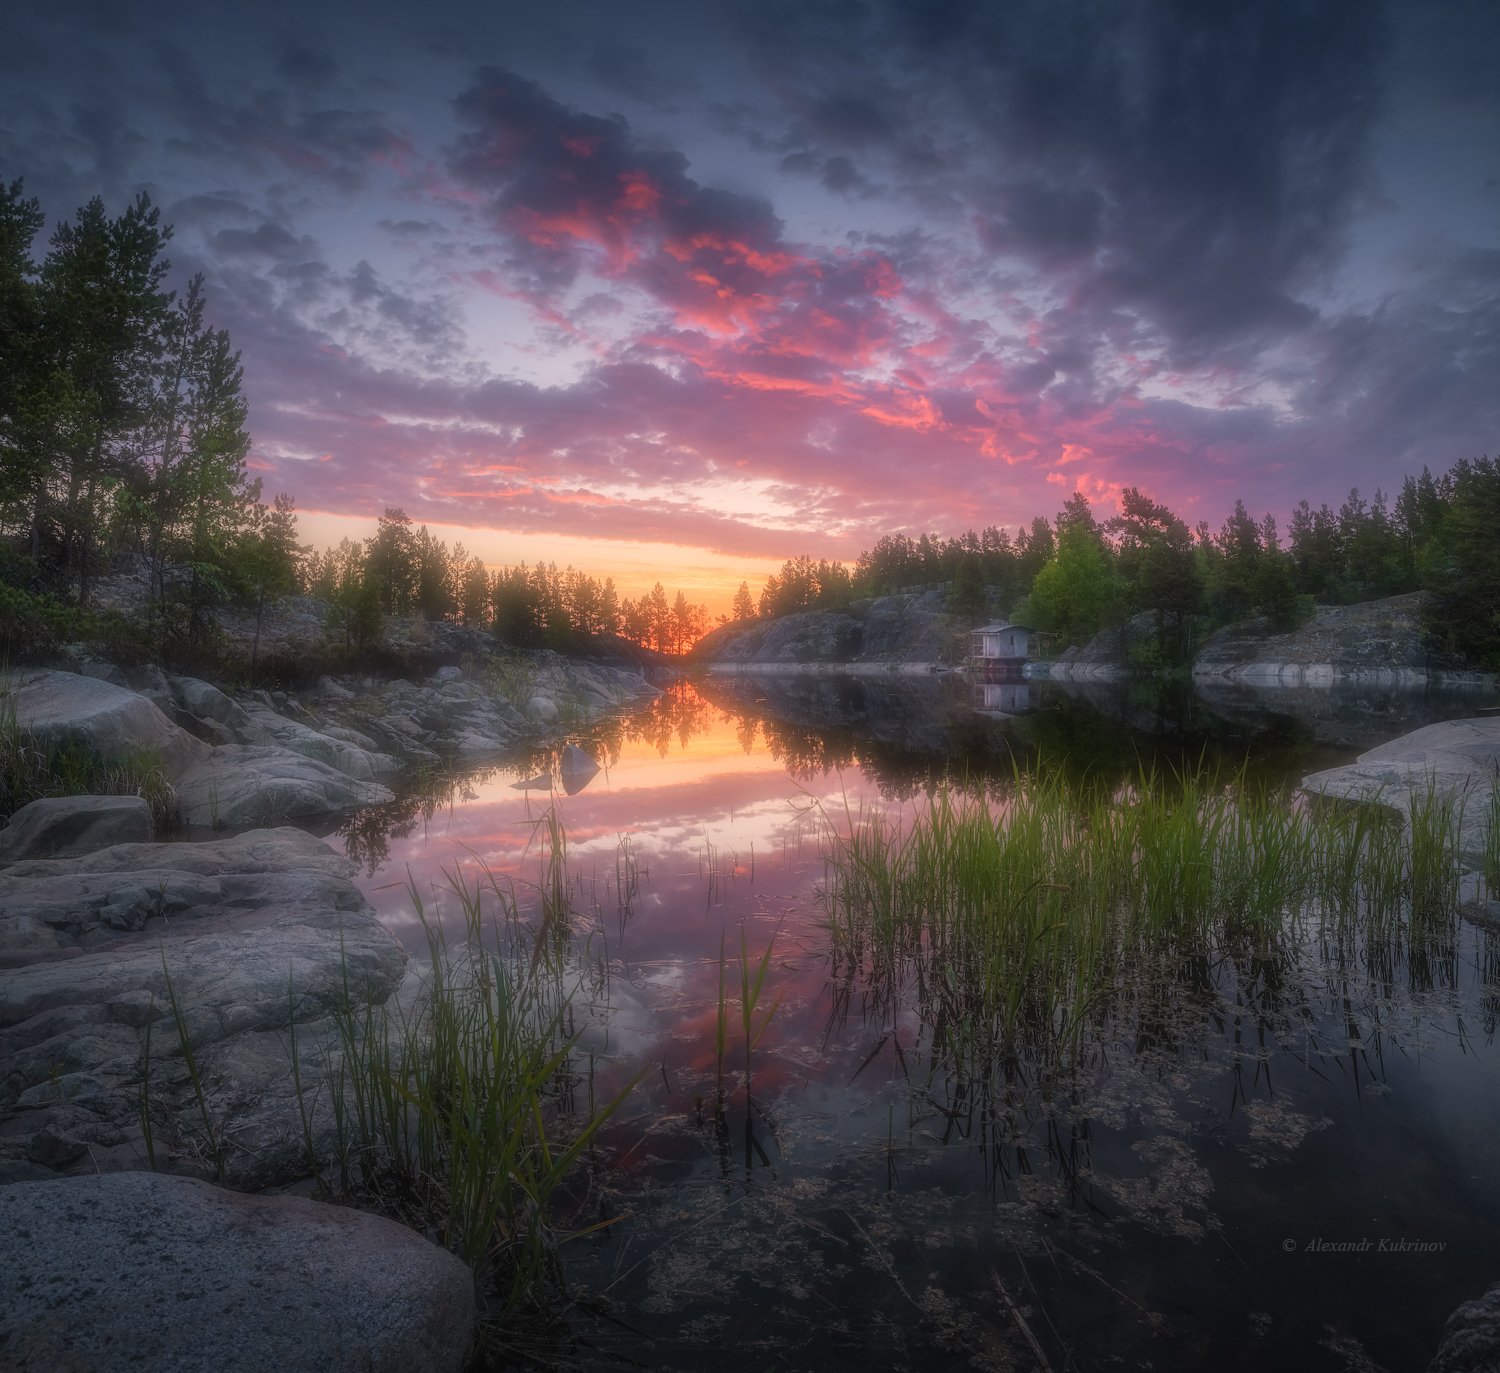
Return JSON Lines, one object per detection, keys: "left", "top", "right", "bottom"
{"left": 342, "top": 689, "right": 905, "bottom": 966}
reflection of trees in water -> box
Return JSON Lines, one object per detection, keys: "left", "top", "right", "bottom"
{"left": 569, "top": 679, "right": 716, "bottom": 764}
{"left": 692, "top": 672, "right": 1376, "bottom": 799}
{"left": 338, "top": 769, "right": 493, "bottom": 876}
{"left": 339, "top": 684, "right": 719, "bottom": 873}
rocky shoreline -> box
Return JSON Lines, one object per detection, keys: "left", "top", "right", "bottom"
{"left": 0, "top": 644, "right": 662, "bottom": 1369}
{"left": 1, "top": 651, "right": 660, "bottom": 1179}
{"left": 697, "top": 590, "right": 1498, "bottom": 691}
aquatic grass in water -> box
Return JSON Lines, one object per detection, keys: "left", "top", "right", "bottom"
{"left": 306, "top": 827, "right": 635, "bottom": 1318}
{"left": 1483, "top": 783, "right": 1500, "bottom": 900}
{"left": 820, "top": 768, "right": 1470, "bottom": 1087}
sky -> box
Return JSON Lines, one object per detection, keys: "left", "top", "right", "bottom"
{"left": 3, "top": 1, "right": 1497, "bottom": 613}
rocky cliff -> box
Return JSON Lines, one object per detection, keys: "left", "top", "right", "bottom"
{"left": 1192, "top": 592, "right": 1439, "bottom": 685}
{"left": 696, "top": 589, "right": 966, "bottom": 669}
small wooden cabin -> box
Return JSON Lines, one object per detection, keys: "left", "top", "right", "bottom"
{"left": 970, "top": 622, "right": 1033, "bottom": 664}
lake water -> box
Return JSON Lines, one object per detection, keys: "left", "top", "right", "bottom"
{"left": 334, "top": 675, "right": 1500, "bottom": 1370}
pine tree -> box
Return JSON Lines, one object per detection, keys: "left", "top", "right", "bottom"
{"left": 0, "top": 179, "right": 46, "bottom": 552}
{"left": 732, "top": 580, "right": 756, "bottom": 621}
{"left": 39, "top": 192, "right": 174, "bottom": 603}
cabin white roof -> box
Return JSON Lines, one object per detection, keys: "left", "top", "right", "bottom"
{"left": 973, "top": 622, "right": 1033, "bottom": 634}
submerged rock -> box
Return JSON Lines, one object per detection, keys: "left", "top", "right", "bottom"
{"left": 1301, "top": 716, "right": 1500, "bottom": 871}
{"left": 0, "top": 1172, "right": 474, "bottom": 1372}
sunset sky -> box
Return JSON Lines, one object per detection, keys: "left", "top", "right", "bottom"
{"left": 3, "top": 1, "right": 1496, "bottom": 613}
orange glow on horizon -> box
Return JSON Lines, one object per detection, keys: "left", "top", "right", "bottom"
{"left": 294, "top": 509, "right": 783, "bottom": 620}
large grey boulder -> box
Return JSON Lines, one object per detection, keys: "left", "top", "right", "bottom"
{"left": 0, "top": 1172, "right": 473, "bottom": 1372}
{"left": 6, "top": 670, "right": 209, "bottom": 775}
{"left": 525, "top": 692, "right": 561, "bottom": 724}
{"left": 173, "top": 744, "right": 394, "bottom": 826}
{"left": 0, "top": 795, "right": 152, "bottom": 865}
{"left": 168, "top": 674, "right": 246, "bottom": 726}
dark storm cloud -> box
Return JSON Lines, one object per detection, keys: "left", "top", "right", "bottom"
{"left": 3, "top": 0, "right": 1494, "bottom": 563}
{"left": 735, "top": 0, "right": 1388, "bottom": 355}
{"left": 1293, "top": 249, "right": 1500, "bottom": 468}
{"left": 448, "top": 67, "right": 782, "bottom": 252}
{"left": 213, "top": 221, "right": 318, "bottom": 261}
{"left": 447, "top": 65, "right": 790, "bottom": 321}
{"left": 274, "top": 39, "right": 341, "bottom": 86}
{"left": 155, "top": 41, "right": 409, "bottom": 189}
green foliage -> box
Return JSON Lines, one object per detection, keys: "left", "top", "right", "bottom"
{"left": 1028, "top": 522, "right": 1119, "bottom": 645}
{"left": 1420, "top": 456, "right": 1500, "bottom": 668}
{"left": 821, "top": 769, "right": 1469, "bottom": 1082}
{"left": 946, "top": 556, "right": 987, "bottom": 624}
{"left": 1252, "top": 549, "right": 1300, "bottom": 629}
{"left": 0, "top": 181, "right": 275, "bottom": 658}
{"left": 731, "top": 580, "right": 756, "bottom": 621}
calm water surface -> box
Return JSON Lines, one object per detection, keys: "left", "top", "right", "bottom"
{"left": 336, "top": 676, "right": 1500, "bottom": 1371}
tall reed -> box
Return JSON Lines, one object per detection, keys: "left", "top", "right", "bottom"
{"left": 312, "top": 844, "right": 634, "bottom": 1314}
{"left": 820, "top": 766, "right": 1468, "bottom": 1089}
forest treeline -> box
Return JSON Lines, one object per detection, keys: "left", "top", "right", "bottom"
{"left": 734, "top": 467, "right": 1500, "bottom": 668}
{"left": 0, "top": 181, "right": 708, "bottom": 664}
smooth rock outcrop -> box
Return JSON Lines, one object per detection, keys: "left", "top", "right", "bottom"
{"left": 0, "top": 1172, "right": 474, "bottom": 1372}
{"left": 696, "top": 590, "right": 965, "bottom": 670}
{"left": 0, "top": 795, "right": 152, "bottom": 864}
{"left": 7, "top": 670, "right": 209, "bottom": 774}
{"left": 0, "top": 829, "right": 406, "bottom": 1186}
{"left": 302, "top": 654, "right": 657, "bottom": 765}
{"left": 228, "top": 699, "right": 401, "bottom": 781}
{"left": 1194, "top": 593, "right": 1436, "bottom": 684}
{"left": 173, "top": 744, "right": 394, "bottom": 827}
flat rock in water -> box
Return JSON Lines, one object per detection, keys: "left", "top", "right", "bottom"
{"left": 0, "top": 795, "right": 152, "bottom": 864}
{"left": 1301, "top": 716, "right": 1500, "bottom": 868}
{"left": 0, "top": 1172, "right": 474, "bottom": 1372}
